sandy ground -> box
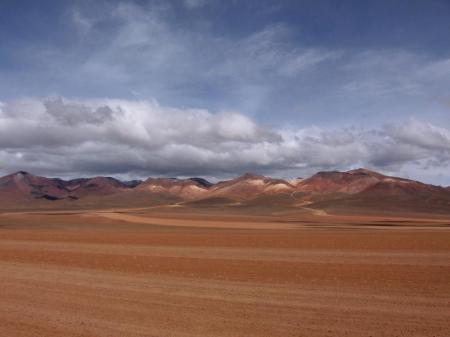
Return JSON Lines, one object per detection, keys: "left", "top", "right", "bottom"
{"left": 0, "top": 208, "right": 449, "bottom": 337}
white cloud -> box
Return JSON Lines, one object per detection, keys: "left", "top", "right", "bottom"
{"left": 2, "top": 2, "right": 450, "bottom": 184}
{"left": 71, "top": 9, "right": 94, "bottom": 35}
{"left": 184, "top": 0, "right": 206, "bottom": 9}
{"left": 278, "top": 50, "right": 341, "bottom": 77}
{"left": 418, "top": 58, "right": 450, "bottom": 80}
{"left": 1, "top": 97, "right": 450, "bottom": 184}
{"left": 385, "top": 118, "right": 450, "bottom": 151}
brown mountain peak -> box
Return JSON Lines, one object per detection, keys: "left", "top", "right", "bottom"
{"left": 297, "top": 169, "right": 383, "bottom": 194}
{"left": 138, "top": 177, "right": 209, "bottom": 200}
{"left": 14, "top": 170, "right": 31, "bottom": 176}
{"left": 347, "top": 168, "right": 385, "bottom": 178}
{"left": 238, "top": 172, "right": 266, "bottom": 180}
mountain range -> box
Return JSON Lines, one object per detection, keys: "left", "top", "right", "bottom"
{"left": 1, "top": 169, "right": 449, "bottom": 214}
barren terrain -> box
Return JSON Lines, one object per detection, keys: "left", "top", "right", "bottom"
{"left": 1, "top": 207, "right": 449, "bottom": 337}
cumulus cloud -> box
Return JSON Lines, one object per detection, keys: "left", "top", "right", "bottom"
{"left": 1, "top": 97, "right": 449, "bottom": 183}
{"left": 385, "top": 119, "right": 450, "bottom": 151}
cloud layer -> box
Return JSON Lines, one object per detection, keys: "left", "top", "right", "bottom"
{"left": 1, "top": 2, "right": 450, "bottom": 183}
{"left": 1, "top": 97, "right": 449, "bottom": 184}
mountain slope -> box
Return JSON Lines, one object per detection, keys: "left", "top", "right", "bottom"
{"left": 0, "top": 172, "right": 136, "bottom": 206}
{"left": 135, "top": 177, "right": 211, "bottom": 200}
{"left": 296, "top": 169, "right": 383, "bottom": 195}
{"left": 205, "top": 173, "right": 295, "bottom": 201}
{"left": 0, "top": 171, "right": 70, "bottom": 202}
{"left": 306, "top": 170, "right": 450, "bottom": 214}
{"left": 1, "top": 169, "right": 449, "bottom": 214}
{"left": 67, "top": 177, "right": 131, "bottom": 198}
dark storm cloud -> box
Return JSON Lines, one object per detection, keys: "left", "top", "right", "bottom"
{"left": 44, "top": 98, "right": 118, "bottom": 126}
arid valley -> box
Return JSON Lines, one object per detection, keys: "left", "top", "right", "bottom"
{"left": 1, "top": 170, "right": 450, "bottom": 337}
{"left": 3, "top": 1, "right": 450, "bottom": 336}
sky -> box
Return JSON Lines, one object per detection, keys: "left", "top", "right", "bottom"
{"left": 1, "top": 0, "right": 450, "bottom": 184}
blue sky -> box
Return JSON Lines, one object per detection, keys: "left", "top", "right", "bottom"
{"left": 1, "top": 0, "right": 450, "bottom": 183}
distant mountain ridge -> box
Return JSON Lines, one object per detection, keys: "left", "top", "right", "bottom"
{"left": 0, "top": 171, "right": 132, "bottom": 202}
{"left": 1, "top": 169, "right": 449, "bottom": 213}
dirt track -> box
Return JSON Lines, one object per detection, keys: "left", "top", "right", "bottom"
{"left": 0, "top": 210, "right": 449, "bottom": 337}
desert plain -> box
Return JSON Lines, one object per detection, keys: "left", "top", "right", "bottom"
{"left": 0, "top": 206, "right": 449, "bottom": 337}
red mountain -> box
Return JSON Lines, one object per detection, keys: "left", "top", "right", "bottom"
{"left": 302, "top": 169, "right": 450, "bottom": 214}
{"left": 0, "top": 171, "right": 70, "bottom": 202}
{"left": 136, "top": 177, "right": 210, "bottom": 200}
{"left": 0, "top": 172, "right": 135, "bottom": 206}
{"left": 1, "top": 169, "right": 449, "bottom": 214}
{"left": 205, "top": 173, "right": 295, "bottom": 201}
{"left": 66, "top": 177, "right": 131, "bottom": 198}
{"left": 296, "top": 168, "right": 383, "bottom": 195}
